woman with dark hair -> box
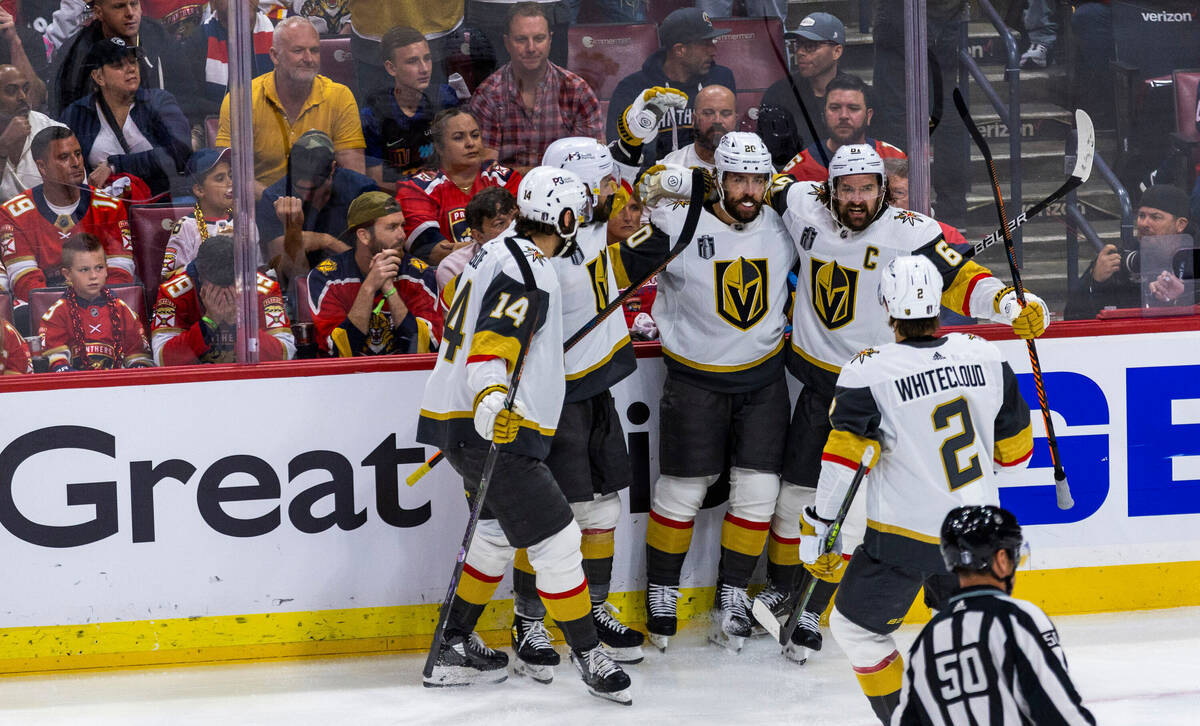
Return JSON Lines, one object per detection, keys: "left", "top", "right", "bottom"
{"left": 394, "top": 107, "right": 521, "bottom": 265}
{"left": 61, "top": 38, "right": 191, "bottom": 198}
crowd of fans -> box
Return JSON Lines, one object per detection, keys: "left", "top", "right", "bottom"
{"left": 0, "top": 0, "right": 1193, "bottom": 374}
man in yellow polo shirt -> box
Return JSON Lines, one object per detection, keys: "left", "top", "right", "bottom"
{"left": 217, "top": 16, "right": 366, "bottom": 198}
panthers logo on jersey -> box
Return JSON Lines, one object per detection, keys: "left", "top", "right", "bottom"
{"left": 811, "top": 256, "right": 858, "bottom": 330}
{"left": 714, "top": 257, "right": 768, "bottom": 330}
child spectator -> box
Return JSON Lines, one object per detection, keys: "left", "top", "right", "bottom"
{"left": 160, "top": 147, "right": 235, "bottom": 280}
{"left": 0, "top": 315, "right": 31, "bottom": 373}
{"left": 435, "top": 185, "right": 515, "bottom": 295}
{"left": 39, "top": 232, "right": 151, "bottom": 370}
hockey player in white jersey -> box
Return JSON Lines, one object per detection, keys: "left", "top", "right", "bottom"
{"left": 800, "top": 255, "right": 1034, "bottom": 724}
{"left": 416, "top": 167, "right": 632, "bottom": 704}
{"left": 615, "top": 132, "right": 798, "bottom": 653}
{"left": 502, "top": 138, "right": 645, "bottom": 683}
{"left": 895, "top": 506, "right": 1096, "bottom": 725}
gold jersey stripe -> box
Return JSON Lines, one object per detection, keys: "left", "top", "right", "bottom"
{"left": 469, "top": 330, "right": 521, "bottom": 371}
{"left": 941, "top": 261, "right": 992, "bottom": 316}
{"left": 581, "top": 530, "right": 615, "bottom": 560}
{"left": 867, "top": 519, "right": 941, "bottom": 545}
{"left": 854, "top": 651, "right": 905, "bottom": 697}
{"left": 790, "top": 338, "right": 842, "bottom": 373}
{"left": 663, "top": 337, "right": 784, "bottom": 373}
{"left": 994, "top": 421, "right": 1034, "bottom": 465}
{"left": 566, "top": 336, "right": 631, "bottom": 381}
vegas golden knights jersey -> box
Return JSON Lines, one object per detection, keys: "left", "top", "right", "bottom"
{"left": 765, "top": 178, "right": 1008, "bottom": 396}
{"left": 417, "top": 236, "right": 565, "bottom": 460}
{"left": 553, "top": 224, "right": 636, "bottom": 403}
{"left": 609, "top": 201, "right": 797, "bottom": 393}
{"left": 816, "top": 333, "right": 1033, "bottom": 570}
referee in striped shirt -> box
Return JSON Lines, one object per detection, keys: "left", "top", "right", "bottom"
{"left": 893, "top": 506, "right": 1096, "bottom": 725}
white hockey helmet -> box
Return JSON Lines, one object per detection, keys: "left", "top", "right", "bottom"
{"left": 542, "top": 137, "right": 615, "bottom": 197}
{"left": 714, "top": 131, "right": 774, "bottom": 197}
{"left": 828, "top": 143, "right": 887, "bottom": 191}
{"left": 878, "top": 254, "right": 943, "bottom": 320}
{"left": 516, "top": 166, "right": 591, "bottom": 249}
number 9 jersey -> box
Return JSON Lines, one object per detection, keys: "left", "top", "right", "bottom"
{"left": 815, "top": 333, "right": 1033, "bottom": 569}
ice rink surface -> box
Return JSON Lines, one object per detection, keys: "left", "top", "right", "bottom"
{"left": 1, "top": 606, "right": 1196, "bottom": 725}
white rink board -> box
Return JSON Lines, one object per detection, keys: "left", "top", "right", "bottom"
{"left": 0, "top": 329, "right": 1199, "bottom": 629}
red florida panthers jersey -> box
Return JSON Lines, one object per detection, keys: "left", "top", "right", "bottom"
{"left": 782, "top": 139, "right": 907, "bottom": 182}
{"left": 0, "top": 187, "right": 135, "bottom": 303}
{"left": 395, "top": 162, "right": 522, "bottom": 259}
{"left": 150, "top": 269, "right": 295, "bottom": 365}
{"left": 39, "top": 292, "right": 152, "bottom": 370}
{"left": 1, "top": 319, "right": 31, "bottom": 374}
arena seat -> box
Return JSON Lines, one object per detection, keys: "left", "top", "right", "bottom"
{"left": 205, "top": 116, "right": 219, "bottom": 147}
{"left": 1172, "top": 69, "right": 1200, "bottom": 184}
{"left": 567, "top": 23, "right": 659, "bottom": 101}
{"left": 295, "top": 270, "right": 316, "bottom": 324}
{"left": 711, "top": 17, "right": 787, "bottom": 91}
{"left": 29, "top": 283, "right": 147, "bottom": 333}
{"left": 647, "top": 0, "right": 691, "bottom": 25}
{"left": 320, "top": 36, "right": 357, "bottom": 96}
{"left": 129, "top": 204, "right": 191, "bottom": 310}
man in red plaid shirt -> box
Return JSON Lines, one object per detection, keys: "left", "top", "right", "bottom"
{"left": 467, "top": 3, "right": 603, "bottom": 173}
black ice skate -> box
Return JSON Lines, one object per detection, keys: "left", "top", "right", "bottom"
{"left": 423, "top": 630, "right": 509, "bottom": 687}
{"left": 709, "top": 583, "right": 752, "bottom": 654}
{"left": 750, "top": 584, "right": 791, "bottom": 637}
{"left": 510, "top": 613, "right": 559, "bottom": 684}
{"left": 570, "top": 645, "right": 633, "bottom": 705}
{"left": 592, "top": 601, "right": 645, "bottom": 664}
{"left": 783, "top": 609, "right": 823, "bottom": 664}
{"left": 644, "top": 583, "right": 680, "bottom": 652}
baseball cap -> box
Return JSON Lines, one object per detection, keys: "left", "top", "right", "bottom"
{"left": 288, "top": 130, "right": 336, "bottom": 183}
{"left": 786, "top": 12, "right": 845, "bottom": 45}
{"left": 659, "top": 8, "right": 729, "bottom": 49}
{"left": 186, "top": 147, "right": 231, "bottom": 184}
{"left": 86, "top": 37, "right": 141, "bottom": 70}
{"left": 342, "top": 191, "right": 404, "bottom": 239}
{"left": 1139, "top": 185, "right": 1190, "bottom": 219}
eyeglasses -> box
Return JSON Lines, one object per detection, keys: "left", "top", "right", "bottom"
{"left": 794, "top": 40, "right": 836, "bottom": 54}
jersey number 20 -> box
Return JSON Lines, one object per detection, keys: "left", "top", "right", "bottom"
{"left": 932, "top": 397, "right": 983, "bottom": 491}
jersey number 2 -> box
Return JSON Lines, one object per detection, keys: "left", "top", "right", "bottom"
{"left": 932, "top": 397, "right": 983, "bottom": 491}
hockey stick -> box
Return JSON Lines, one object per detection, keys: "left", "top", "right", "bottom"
{"left": 953, "top": 89, "right": 1074, "bottom": 510}
{"left": 764, "top": 446, "right": 875, "bottom": 646}
{"left": 409, "top": 168, "right": 707, "bottom": 487}
{"left": 422, "top": 239, "right": 543, "bottom": 678}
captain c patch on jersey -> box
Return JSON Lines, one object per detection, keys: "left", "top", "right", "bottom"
{"left": 811, "top": 256, "right": 858, "bottom": 330}
{"left": 714, "top": 257, "right": 768, "bottom": 330}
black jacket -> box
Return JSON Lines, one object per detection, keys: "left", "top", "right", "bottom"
{"left": 49, "top": 18, "right": 178, "bottom": 117}
{"left": 605, "top": 49, "right": 736, "bottom": 169}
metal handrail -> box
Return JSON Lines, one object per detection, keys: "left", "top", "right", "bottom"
{"left": 1065, "top": 148, "right": 1134, "bottom": 295}
{"left": 1092, "top": 151, "right": 1136, "bottom": 250}
{"left": 959, "top": 0, "right": 1023, "bottom": 262}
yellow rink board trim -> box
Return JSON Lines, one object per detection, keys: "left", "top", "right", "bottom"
{"left": 1, "top": 560, "right": 1197, "bottom": 675}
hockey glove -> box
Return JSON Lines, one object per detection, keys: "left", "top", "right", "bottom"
{"left": 473, "top": 385, "right": 528, "bottom": 444}
{"left": 994, "top": 287, "right": 1050, "bottom": 339}
{"left": 637, "top": 163, "right": 692, "bottom": 207}
{"left": 799, "top": 506, "right": 843, "bottom": 579}
{"left": 618, "top": 86, "right": 688, "bottom": 147}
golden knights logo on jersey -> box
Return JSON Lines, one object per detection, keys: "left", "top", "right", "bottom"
{"left": 811, "top": 256, "right": 858, "bottom": 330}
{"left": 715, "top": 257, "right": 768, "bottom": 330}
{"left": 584, "top": 249, "right": 610, "bottom": 313}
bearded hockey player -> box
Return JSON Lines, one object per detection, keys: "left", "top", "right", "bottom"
{"left": 501, "top": 138, "right": 645, "bottom": 684}
{"left": 616, "top": 131, "right": 797, "bottom": 653}
{"left": 801, "top": 255, "right": 1033, "bottom": 723}
{"left": 416, "top": 167, "right": 632, "bottom": 704}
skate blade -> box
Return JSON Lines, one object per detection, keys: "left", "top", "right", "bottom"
{"left": 707, "top": 626, "right": 745, "bottom": 654}
{"left": 601, "top": 643, "right": 644, "bottom": 664}
{"left": 782, "top": 641, "right": 809, "bottom": 665}
{"left": 588, "top": 686, "right": 633, "bottom": 706}
{"left": 647, "top": 632, "right": 670, "bottom": 652}
{"left": 750, "top": 599, "right": 782, "bottom": 641}
{"left": 423, "top": 666, "right": 509, "bottom": 687}
{"left": 512, "top": 659, "right": 555, "bottom": 684}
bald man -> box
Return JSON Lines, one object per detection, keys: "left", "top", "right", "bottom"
{"left": 0, "top": 64, "right": 66, "bottom": 202}
{"left": 660, "top": 84, "right": 736, "bottom": 171}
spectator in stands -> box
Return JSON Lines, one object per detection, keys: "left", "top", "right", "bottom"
{"left": 0, "top": 6, "right": 46, "bottom": 108}
{"left": 345, "top": 0, "right": 465, "bottom": 106}
{"left": 308, "top": 191, "right": 442, "bottom": 356}
{"left": 0, "top": 314, "right": 31, "bottom": 373}
{"left": 0, "top": 64, "right": 67, "bottom": 202}
{"left": 465, "top": 0, "right": 569, "bottom": 71}
{"left": 468, "top": 2, "right": 602, "bottom": 172}
{"left": 178, "top": 0, "right": 275, "bottom": 127}
{"left": 660, "top": 84, "right": 735, "bottom": 172}
{"left": 62, "top": 38, "right": 192, "bottom": 199}
{"left": 1066, "top": 185, "right": 1194, "bottom": 319}
{"left": 161, "top": 147, "right": 240, "bottom": 280}
{"left": 1020, "top": 0, "right": 1057, "bottom": 69}
{"left": 151, "top": 234, "right": 295, "bottom": 364}
{"left": 596, "top": 0, "right": 644, "bottom": 23}
{"left": 696, "top": 0, "right": 785, "bottom": 23}
{"left": 758, "top": 12, "right": 844, "bottom": 168}
{"left": 0, "top": 127, "right": 135, "bottom": 327}
{"left": 290, "top": 0, "right": 350, "bottom": 35}
{"left": 257, "top": 130, "right": 374, "bottom": 281}
{"left": 607, "top": 7, "right": 735, "bottom": 170}
{"left": 782, "top": 73, "right": 905, "bottom": 181}
{"left": 1069, "top": 1, "right": 1113, "bottom": 129}
{"left": 435, "top": 185, "right": 515, "bottom": 294}
{"left": 216, "top": 16, "right": 366, "bottom": 196}
{"left": 49, "top": 0, "right": 179, "bottom": 115}
{"left": 361, "top": 25, "right": 461, "bottom": 194}
{"left": 395, "top": 108, "right": 522, "bottom": 264}
{"left": 39, "top": 231, "right": 151, "bottom": 370}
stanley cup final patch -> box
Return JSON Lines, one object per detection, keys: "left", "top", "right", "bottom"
{"left": 697, "top": 234, "right": 715, "bottom": 260}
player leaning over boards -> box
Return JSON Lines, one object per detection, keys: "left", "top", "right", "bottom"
{"left": 800, "top": 256, "right": 1034, "bottom": 724}
{"left": 895, "top": 505, "right": 1096, "bottom": 725}
{"left": 756, "top": 145, "right": 1049, "bottom": 661}
{"left": 502, "top": 137, "right": 647, "bottom": 682}
{"left": 416, "top": 168, "right": 632, "bottom": 704}
{"left": 617, "top": 132, "right": 798, "bottom": 654}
